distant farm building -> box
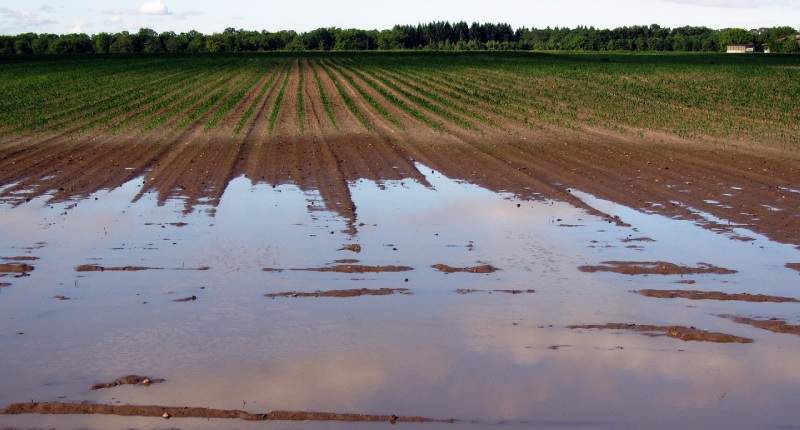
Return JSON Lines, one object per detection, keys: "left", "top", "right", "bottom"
{"left": 726, "top": 44, "right": 755, "bottom": 53}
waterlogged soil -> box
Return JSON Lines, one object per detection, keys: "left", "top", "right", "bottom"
{"left": 291, "top": 264, "right": 413, "bottom": 273}
{"left": 265, "top": 288, "right": 411, "bottom": 298}
{"left": 1, "top": 402, "right": 451, "bottom": 423}
{"left": 567, "top": 323, "right": 754, "bottom": 344}
{"left": 720, "top": 315, "right": 800, "bottom": 336}
{"left": 3, "top": 63, "right": 800, "bottom": 429}
{"left": 638, "top": 289, "right": 800, "bottom": 303}
{"left": 432, "top": 264, "right": 500, "bottom": 274}
{"left": 577, "top": 261, "right": 737, "bottom": 276}
{"left": 89, "top": 375, "right": 165, "bottom": 391}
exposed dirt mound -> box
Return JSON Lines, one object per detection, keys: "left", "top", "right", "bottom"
{"left": 719, "top": 315, "right": 800, "bottom": 336}
{"left": 433, "top": 264, "right": 499, "bottom": 274}
{"left": 1, "top": 256, "right": 39, "bottom": 261}
{"left": 266, "top": 288, "right": 410, "bottom": 298}
{"left": 578, "top": 261, "right": 737, "bottom": 276}
{"left": 455, "top": 289, "right": 534, "bottom": 294}
{"left": 786, "top": 263, "right": 800, "bottom": 272}
{"left": 90, "top": 375, "right": 165, "bottom": 390}
{"left": 567, "top": 323, "right": 753, "bottom": 343}
{"left": 0, "top": 263, "right": 34, "bottom": 273}
{"left": 0, "top": 402, "right": 454, "bottom": 423}
{"left": 638, "top": 289, "right": 799, "bottom": 303}
{"left": 75, "top": 265, "right": 162, "bottom": 272}
{"left": 292, "top": 265, "right": 413, "bottom": 273}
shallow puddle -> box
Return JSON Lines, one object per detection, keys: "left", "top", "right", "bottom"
{"left": 2, "top": 165, "right": 800, "bottom": 429}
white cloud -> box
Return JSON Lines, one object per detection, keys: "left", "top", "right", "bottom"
{"left": 0, "top": 6, "right": 58, "bottom": 32}
{"left": 71, "top": 22, "right": 85, "bottom": 33}
{"left": 107, "top": 15, "right": 122, "bottom": 24}
{"left": 173, "top": 10, "right": 204, "bottom": 20}
{"left": 139, "top": 1, "right": 170, "bottom": 15}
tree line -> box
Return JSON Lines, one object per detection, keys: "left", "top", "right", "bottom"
{"left": 2, "top": 22, "right": 798, "bottom": 55}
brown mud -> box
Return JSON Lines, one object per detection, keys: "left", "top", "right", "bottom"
{"left": 786, "top": 263, "right": 800, "bottom": 272}
{"left": 567, "top": 323, "right": 753, "bottom": 343}
{"left": 89, "top": 375, "right": 165, "bottom": 391}
{"left": 638, "top": 289, "right": 800, "bottom": 303}
{"left": 578, "top": 261, "right": 737, "bottom": 276}
{"left": 0, "top": 263, "right": 34, "bottom": 273}
{"left": 265, "top": 288, "right": 411, "bottom": 298}
{"left": 1, "top": 256, "right": 39, "bottom": 261}
{"left": 0, "top": 402, "right": 454, "bottom": 423}
{"left": 432, "top": 264, "right": 499, "bottom": 274}
{"left": 719, "top": 315, "right": 800, "bottom": 336}
{"left": 455, "top": 289, "right": 534, "bottom": 295}
{"left": 2, "top": 58, "right": 799, "bottom": 245}
{"left": 75, "top": 265, "right": 162, "bottom": 272}
{"left": 291, "top": 265, "right": 413, "bottom": 273}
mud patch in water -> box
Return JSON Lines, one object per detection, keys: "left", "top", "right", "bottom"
{"left": 266, "top": 288, "right": 411, "bottom": 298}
{"left": 638, "top": 289, "right": 799, "bottom": 303}
{"left": 90, "top": 375, "right": 165, "bottom": 391}
{"left": 719, "top": 315, "right": 800, "bottom": 336}
{"left": 290, "top": 265, "right": 413, "bottom": 273}
{"left": 567, "top": 323, "right": 753, "bottom": 343}
{"left": 432, "top": 264, "right": 499, "bottom": 274}
{"left": 0, "top": 402, "right": 453, "bottom": 423}
{"left": 578, "top": 261, "right": 737, "bottom": 276}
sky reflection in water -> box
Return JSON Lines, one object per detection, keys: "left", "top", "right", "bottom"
{"left": 1, "top": 166, "right": 800, "bottom": 429}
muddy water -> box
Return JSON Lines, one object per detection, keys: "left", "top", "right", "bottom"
{"left": 1, "top": 166, "right": 800, "bottom": 429}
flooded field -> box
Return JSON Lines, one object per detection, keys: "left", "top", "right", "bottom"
{"left": 2, "top": 162, "right": 800, "bottom": 429}
{"left": 2, "top": 52, "right": 800, "bottom": 429}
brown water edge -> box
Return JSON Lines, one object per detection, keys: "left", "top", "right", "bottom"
{"left": 638, "top": 289, "right": 800, "bottom": 303}
{"left": 288, "top": 265, "right": 413, "bottom": 273}
{"left": 0, "top": 402, "right": 455, "bottom": 423}
{"left": 432, "top": 264, "right": 499, "bottom": 274}
{"left": 266, "top": 288, "right": 411, "bottom": 298}
{"left": 74, "top": 264, "right": 210, "bottom": 271}
{"left": 578, "top": 261, "right": 737, "bottom": 276}
{"left": 89, "top": 375, "right": 165, "bottom": 391}
{"left": 3, "top": 98, "right": 800, "bottom": 247}
{"left": 455, "top": 289, "right": 535, "bottom": 294}
{"left": 787, "top": 263, "right": 800, "bottom": 272}
{"left": 0, "top": 263, "right": 34, "bottom": 273}
{"left": 567, "top": 323, "right": 754, "bottom": 343}
{"left": 719, "top": 315, "right": 800, "bottom": 336}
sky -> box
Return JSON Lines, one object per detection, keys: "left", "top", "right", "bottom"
{"left": 1, "top": 0, "right": 798, "bottom": 36}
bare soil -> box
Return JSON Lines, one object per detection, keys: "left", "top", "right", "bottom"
{"left": 786, "top": 263, "right": 800, "bottom": 272}
{"left": 432, "top": 264, "right": 499, "bottom": 274}
{"left": 265, "top": 288, "right": 410, "bottom": 298}
{"left": 74, "top": 265, "right": 162, "bottom": 272}
{"left": 291, "top": 265, "right": 413, "bottom": 273}
{"left": 638, "top": 289, "right": 800, "bottom": 303}
{"left": 454, "top": 289, "right": 535, "bottom": 294}
{"left": 567, "top": 323, "right": 753, "bottom": 343}
{"left": 89, "top": 375, "right": 165, "bottom": 391}
{"left": 0, "top": 402, "right": 454, "bottom": 423}
{"left": 0, "top": 263, "right": 34, "bottom": 273}
{"left": 719, "top": 315, "right": 800, "bottom": 336}
{"left": 578, "top": 261, "right": 737, "bottom": 276}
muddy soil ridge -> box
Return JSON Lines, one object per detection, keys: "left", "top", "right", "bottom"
{"left": 578, "top": 261, "right": 737, "bottom": 276}
{"left": 568, "top": 323, "right": 754, "bottom": 343}
{"left": 0, "top": 402, "right": 455, "bottom": 423}
{"left": 638, "top": 289, "right": 800, "bottom": 303}
{"left": 265, "top": 287, "right": 411, "bottom": 298}
{"left": 1, "top": 58, "right": 800, "bottom": 245}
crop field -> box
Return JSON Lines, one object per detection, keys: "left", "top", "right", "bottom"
{"left": 2, "top": 52, "right": 800, "bottom": 429}
{"left": 1, "top": 52, "right": 799, "bottom": 145}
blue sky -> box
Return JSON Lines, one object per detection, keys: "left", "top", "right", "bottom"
{"left": 1, "top": 0, "right": 797, "bottom": 35}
